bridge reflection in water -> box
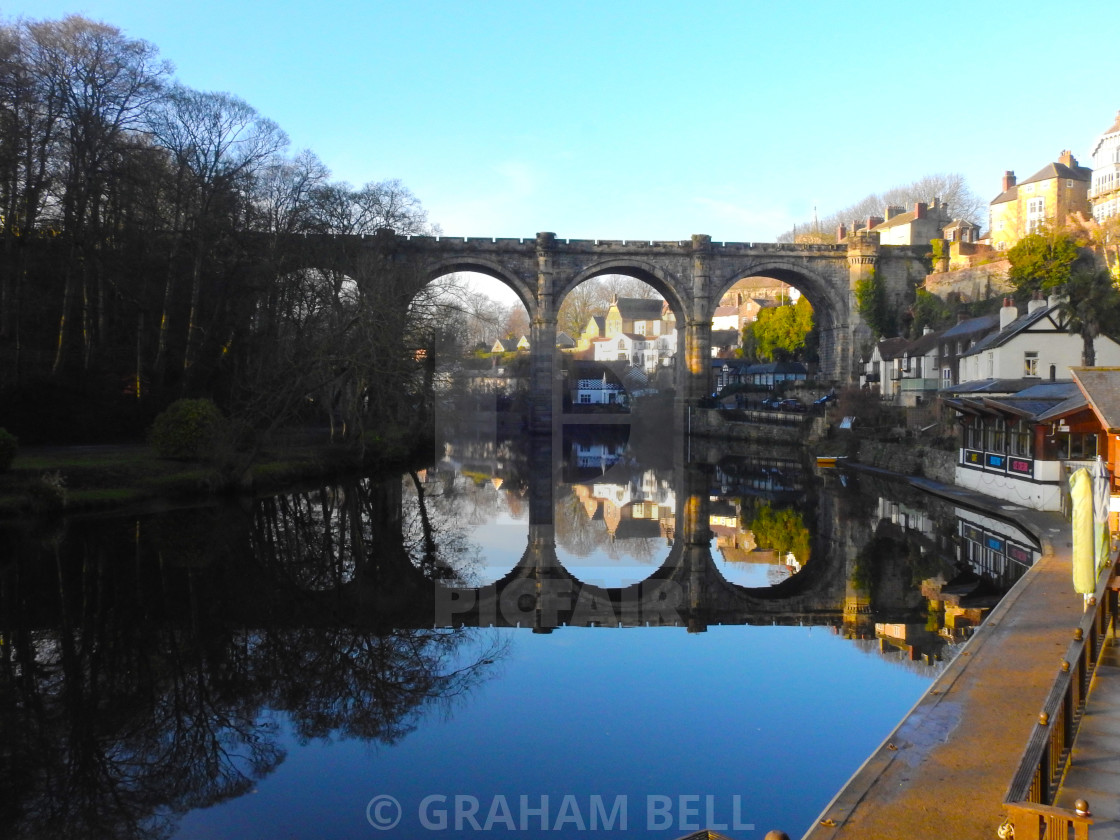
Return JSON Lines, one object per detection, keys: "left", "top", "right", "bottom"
{"left": 0, "top": 419, "right": 1042, "bottom": 840}
{"left": 401, "top": 417, "right": 1039, "bottom": 660}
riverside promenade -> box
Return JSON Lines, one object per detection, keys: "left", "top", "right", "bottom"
{"left": 801, "top": 467, "right": 1089, "bottom": 840}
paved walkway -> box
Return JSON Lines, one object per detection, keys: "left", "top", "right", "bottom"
{"left": 1056, "top": 632, "right": 1120, "bottom": 839}
{"left": 800, "top": 469, "right": 1088, "bottom": 840}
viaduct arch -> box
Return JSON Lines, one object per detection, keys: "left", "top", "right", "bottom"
{"left": 293, "top": 229, "right": 930, "bottom": 432}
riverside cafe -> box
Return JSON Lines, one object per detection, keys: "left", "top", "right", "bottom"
{"left": 942, "top": 378, "right": 1104, "bottom": 515}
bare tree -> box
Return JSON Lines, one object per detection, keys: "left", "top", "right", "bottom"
{"left": 24, "top": 16, "right": 172, "bottom": 373}
{"left": 145, "top": 83, "right": 287, "bottom": 383}
{"left": 778, "top": 172, "right": 985, "bottom": 242}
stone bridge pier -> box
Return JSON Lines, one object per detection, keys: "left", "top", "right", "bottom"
{"left": 302, "top": 228, "right": 929, "bottom": 433}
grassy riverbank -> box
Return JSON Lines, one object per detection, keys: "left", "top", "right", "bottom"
{"left": 0, "top": 430, "right": 422, "bottom": 519}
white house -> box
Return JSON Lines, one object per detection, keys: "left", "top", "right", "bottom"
{"left": 592, "top": 333, "right": 661, "bottom": 372}
{"left": 958, "top": 296, "right": 1120, "bottom": 383}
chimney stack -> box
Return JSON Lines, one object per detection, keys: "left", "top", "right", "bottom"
{"left": 999, "top": 297, "right": 1018, "bottom": 330}
{"left": 1027, "top": 289, "right": 1047, "bottom": 314}
{"left": 837, "top": 223, "right": 847, "bottom": 241}
{"left": 1002, "top": 171, "right": 1016, "bottom": 192}
{"left": 915, "top": 202, "right": 927, "bottom": 220}
{"left": 1059, "top": 150, "right": 1077, "bottom": 168}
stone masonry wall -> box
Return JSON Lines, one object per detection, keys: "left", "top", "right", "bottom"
{"left": 855, "top": 440, "right": 957, "bottom": 483}
{"left": 924, "top": 261, "right": 1011, "bottom": 303}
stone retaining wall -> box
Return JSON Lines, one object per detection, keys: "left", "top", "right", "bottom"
{"left": 688, "top": 408, "right": 816, "bottom": 444}
{"left": 854, "top": 439, "right": 956, "bottom": 483}
{"left": 924, "top": 261, "right": 1011, "bottom": 302}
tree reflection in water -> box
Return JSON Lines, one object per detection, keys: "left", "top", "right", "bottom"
{"left": 0, "top": 474, "right": 504, "bottom": 840}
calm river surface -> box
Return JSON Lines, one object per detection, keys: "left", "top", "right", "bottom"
{"left": 0, "top": 423, "right": 1039, "bottom": 840}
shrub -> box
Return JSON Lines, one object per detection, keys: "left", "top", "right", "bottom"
{"left": 27, "top": 471, "right": 67, "bottom": 512}
{"left": 149, "top": 399, "right": 227, "bottom": 460}
{"left": 0, "top": 427, "right": 17, "bottom": 472}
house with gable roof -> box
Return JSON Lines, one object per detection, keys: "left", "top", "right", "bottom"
{"left": 870, "top": 200, "right": 953, "bottom": 246}
{"left": 605, "top": 296, "right": 666, "bottom": 339}
{"left": 989, "top": 152, "right": 1092, "bottom": 251}
{"left": 861, "top": 336, "right": 910, "bottom": 397}
{"left": 957, "top": 296, "right": 1120, "bottom": 384}
{"left": 937, "top": 313, "right": 1000, "bottom": 387}
{"left": 491, "top": 335, "right": 530, "bottom": 353}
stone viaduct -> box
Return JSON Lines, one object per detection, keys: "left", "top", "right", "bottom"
{"left": 297, "top": 229, "right": 930, "bottom": 432}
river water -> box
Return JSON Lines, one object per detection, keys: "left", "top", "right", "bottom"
{"left": 0, "top": 423, "right": 1039, "bottom": 840}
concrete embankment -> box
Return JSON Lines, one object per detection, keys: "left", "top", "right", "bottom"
{"left": 801, "top": 466, "right": 1083, "bottom": 840}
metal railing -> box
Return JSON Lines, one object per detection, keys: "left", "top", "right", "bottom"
{"left": 1002, "top": 555, "right": 1119, "bottom": 839}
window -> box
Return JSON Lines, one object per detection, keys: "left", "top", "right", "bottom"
{"left": 580, "top": 393, "right": 591, "bottom": 404}
{"left": 966, "top": 422, "right": 983, "bottom": 449}
{"left": 943, "top": 367, "right": 953, "bottom": 383}
{"left": 1024, "top": 351, "right": 1039, "bottom": 377}
{"left": 1010, "top": 420, "right": 1031, "bottom": 457}
{"left": 1026, "top": 197, "right": 1046, "bottom": 233}
{"left": 987, "top": 352, "right": 994, "bottom": 378}
{"left": 985, "top": 418, "right": 1006, "bottom": 453}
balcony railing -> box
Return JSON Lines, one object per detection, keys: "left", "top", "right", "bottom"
{"left": 1002, "top": 554, "right": 1118, "bottom": 840}
{"left": 899, "top": 377, "right": 941, "bottom": 391}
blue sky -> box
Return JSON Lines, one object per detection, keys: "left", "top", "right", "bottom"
{"left": 8, "top": 0, "right": 1119, "bottom": 242}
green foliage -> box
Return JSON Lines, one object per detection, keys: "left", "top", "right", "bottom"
{"left": 1008, "top": 229, "right": 1120, "bottom": 365}
{"left": 1060, "top": 266, "right": 1120, "bottom": 365}
{"left": 148, "top": 399, "right": 227, "bottom": 460}
{"left": 742, "top": 297, "right": 815, "bottom": 362}
{"left": 749, "top": 503, "right": 811, "bottom": 565}
{"left": 855, "top": 269, "right": 893, "bottom": 337}
{"left": 0, "top": 428, "right": 17, "bottom": 473}
{"left": 908, "top": 289, "right": 952, "bottom": 338}
{"left": 1006, "top": 229, "right": 1083, "bottom": 296}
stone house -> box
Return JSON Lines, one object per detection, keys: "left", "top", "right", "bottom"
{"left": 605, "top": 297, "right": 666, "bottom": 339}
{"left": 988, "top": 152, "right": 1092, "bottom": 252}
{"left": 576, "top": 315, "right": 607, "bottom": 350}
{"left": 869, "top": 200, "right": 953, "bottom": 246}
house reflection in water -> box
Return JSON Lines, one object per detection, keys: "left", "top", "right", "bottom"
{"left": 873, "top": 501, "right": 1039, "bottom": 665}
{"left": 569, "top": 469, "right": 677, "bottom": 545}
